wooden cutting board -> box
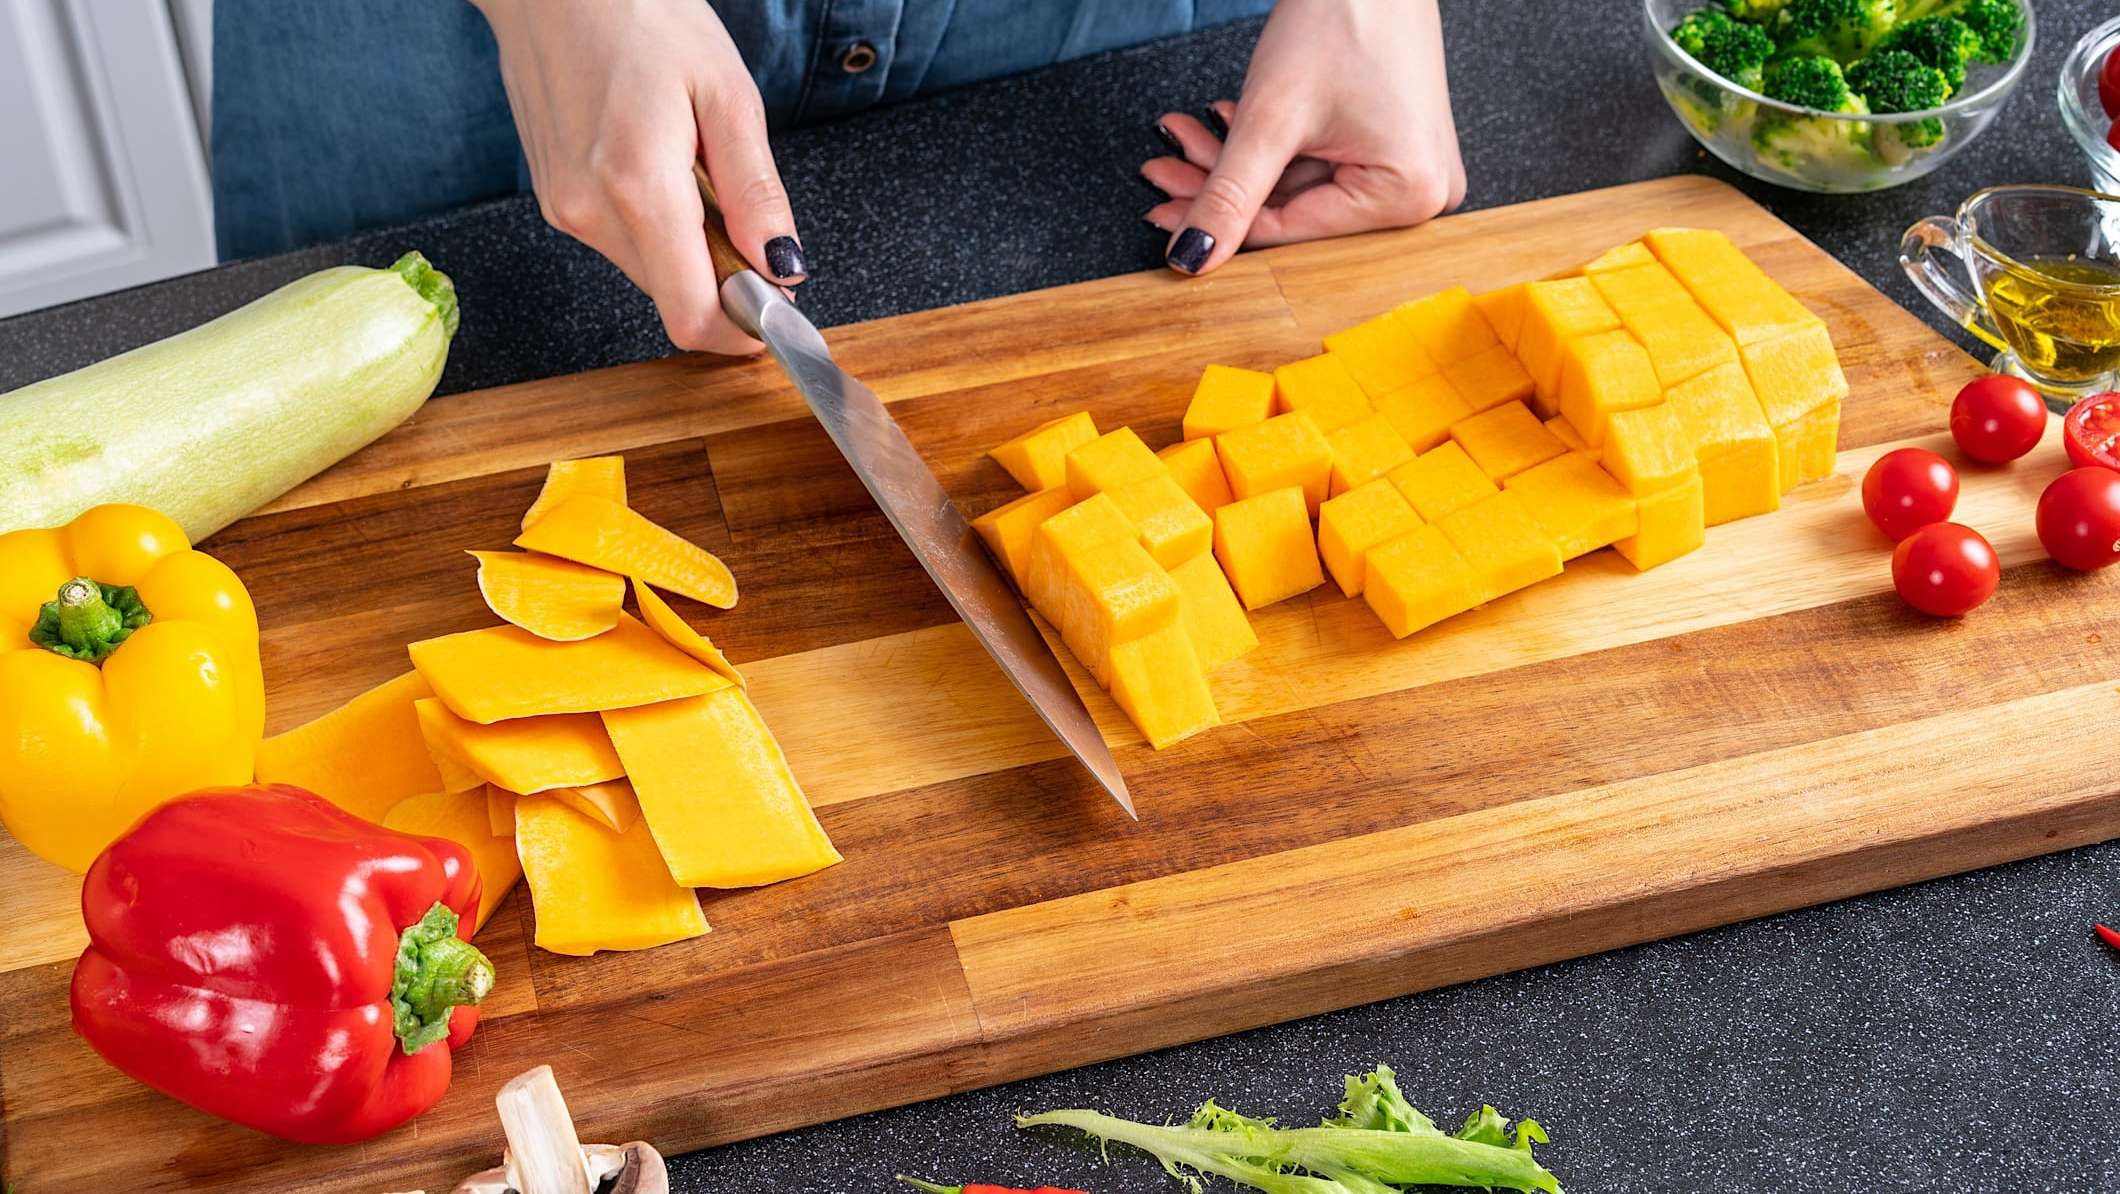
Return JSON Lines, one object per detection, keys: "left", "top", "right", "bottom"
{"left": 2, "top": 176, "right": 2114, "bottom": 1192}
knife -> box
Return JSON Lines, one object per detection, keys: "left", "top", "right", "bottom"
{"left": 691, "top": 165, "right": 1136, "bottom": 820}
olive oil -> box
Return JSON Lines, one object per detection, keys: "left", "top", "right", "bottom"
{"left": 1981, "top": 256, "right": 2120, "bottom": 385}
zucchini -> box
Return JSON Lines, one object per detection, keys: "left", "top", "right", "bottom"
{"left": 0, "top": 252, "right": 458, "bottom": 540}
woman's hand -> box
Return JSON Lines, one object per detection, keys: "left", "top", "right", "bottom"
{"left": 473, "top": 0, "right": 805, "bottom": 354}
{"left": 1143, "top": 0, "right": 1466, "bottom": 275}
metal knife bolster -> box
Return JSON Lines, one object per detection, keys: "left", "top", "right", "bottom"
{"left": 718, "top": 273, "right": 1136, "bottom": 818}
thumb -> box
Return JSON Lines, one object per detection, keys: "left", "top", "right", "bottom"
{"left": 1165, "top": 111, "right": 1299, "bottom": 276}
{"left": 694, "top": 84, "right": 808, "bottom": 284}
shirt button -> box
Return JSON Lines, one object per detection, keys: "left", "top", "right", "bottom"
{"left": 839, "top": 41, "right": 878, "bottom": 74}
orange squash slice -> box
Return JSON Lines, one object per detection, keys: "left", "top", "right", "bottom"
{"left": 413, "top": 698, "right": 625, "bottom": 794}
{"left": 254, "top": 671, "right": 445, "bottom": 823}
{"left": 515, "top": 494, "right": 736, "bottom": 609}
{"left": 542, "top": 777, "right": 641, "bottom": 834}
{"left": 470, "top": 550, "right": 625, "bottom": 642}
{"left": 514, "top": 792, "right": 708, "bottom": 955}
{"left": 633, "top": 578, "right": 744, "bottom": 689}
{"left": 408, "top": 613, "right": 728, "bottom": 724}
{"left": 486, "top": 785, "right": 518, "bottom": 836}
{"left": 384, "top": 788, "right": 521, "bottom": 934}
{"left": 521, "top": 456, "right": 627, "bottom": 531}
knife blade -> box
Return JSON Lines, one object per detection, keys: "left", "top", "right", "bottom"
{"left": 693, "top": 169, "right": 1135, "bottom": 819}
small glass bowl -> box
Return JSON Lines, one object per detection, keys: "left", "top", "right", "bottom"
{"left": 1643, "top": 0, "right": 2036, "bottom": 193}
{"left": 2057, "top": 14, "right": 2120, "bottom": 194}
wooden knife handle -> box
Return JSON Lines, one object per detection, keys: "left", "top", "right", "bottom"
{"left": 692, "top": 161, "right": 754, "bottom": 285}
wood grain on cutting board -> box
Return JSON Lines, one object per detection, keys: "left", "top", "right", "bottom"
{"left": 1, "top": 176, "right": 2113, "bottom": 1192}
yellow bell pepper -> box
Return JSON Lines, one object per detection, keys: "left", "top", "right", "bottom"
{"left": 0, "top": 505, "right": 265, "bottom": 872}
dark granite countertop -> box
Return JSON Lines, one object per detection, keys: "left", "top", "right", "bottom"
{"left": 6, "top": 3, "right": 2119, "bottom": 1191}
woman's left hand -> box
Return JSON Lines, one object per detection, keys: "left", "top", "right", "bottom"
{"left": 1143, "top": 0, "right": 1466, "bottom": 276}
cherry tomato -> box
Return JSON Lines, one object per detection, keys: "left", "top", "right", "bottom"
{"left": 2063, "top": 392, "right": 2120, "bottom": 472}
{"left": 1950, "top": 375, "right": 2048, "bottom": 463}
{"left": 1892, "top": 522, "right": 2000, "bottom": 616}
{"left": 1862, "top": 448, "right": 1959, "bottom": 540}
{"left": 2035, "top": 467, "right": 2120, "bottom": 572}
{"left": 2103, "top": 46, "right": 2120, "bottom": 118}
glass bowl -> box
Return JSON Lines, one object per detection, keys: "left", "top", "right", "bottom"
{"left": 2057, "top": 14, "right": 2120, "bottom": 194}
{"left": 1642, "top": 0, "right": 2036, "bottom": 193}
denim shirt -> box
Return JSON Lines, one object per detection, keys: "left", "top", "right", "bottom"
{"left": 211, "top": 0, "right": 1271, "bottom": 259}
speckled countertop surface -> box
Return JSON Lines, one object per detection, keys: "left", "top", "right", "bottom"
{"left": 6, "top": 3, "right": 2120, "bottom": 1191}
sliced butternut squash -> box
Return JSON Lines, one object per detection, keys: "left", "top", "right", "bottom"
{"left": 408, "top": 613, "right": 728, "bottom": 724}
{"left": 544, "top": 777, "right": 641, "bottom": 834}
{"left": 633, "top": 578, "right": 744, "bottom": 689}
{"left": 413, "top": 698, "right": 625, "bottom": 794}
{"left": 515, "top": 494, "right": 737, "bottom": 609}
{"left": 487, "top": 785, "right": 517, "bottom": 836}
{"left": 384, "top": 788, "right": 521, "bottom": 935}
{"left": 254, "top": 671, "right": 445, "bottom": 823}
{"left": 601, "top": 688, "right": 840, "bottom": 889}
{"left": 522, "top": 456, "right": 627, "bottom": 531}
{"left": 514, "top": 792, "right": 708, "bottom": 955}
{"left": 470, "top": 550, "right": 625, "bottom": 642}
{"left": 433, "top": 747, "right": 485, "bottom": 795}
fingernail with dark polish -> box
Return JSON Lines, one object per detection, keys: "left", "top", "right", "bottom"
{"left": 1137, "top": 172, "right": 1168, "bottom": 197}
{"left": 764, "top": 236, "right": 808, "bottom": 279}
{"left": 1153, "top": 121, "right": 1183, "bottom": 153}
{"left": 1167, "top": 227, "right": 1214, "bottom": 274}
{"left": 1201, "top": 106, "right": 1229, "bottom": 138}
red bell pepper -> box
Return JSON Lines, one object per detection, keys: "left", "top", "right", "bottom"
{"left": 70, "top": 784, "right": 494, "bottom": 1144}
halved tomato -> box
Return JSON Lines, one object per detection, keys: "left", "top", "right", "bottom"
{"left": 2064, "top": 392, "right": 2120, "bottom": 472}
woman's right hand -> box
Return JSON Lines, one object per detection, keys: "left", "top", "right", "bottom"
{"left": 473, "top": 0, "right": 806, "bottom": 355}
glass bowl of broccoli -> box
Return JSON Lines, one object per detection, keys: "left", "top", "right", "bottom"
{"left": 2057, "top": 14, "right": 2120, "bottom": 194}
{"left": 1645, "top": 0, "right": 2036, "bottom": 192}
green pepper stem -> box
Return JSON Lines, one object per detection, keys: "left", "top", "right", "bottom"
{"left": 28, "top": 577, "right": 151, "bottom": 663}
{"left": 391, "top": 902, "right": 494, "bottom": 1055}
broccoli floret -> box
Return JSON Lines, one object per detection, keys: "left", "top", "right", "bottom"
{"left": 1673, "top": 6, "right": 1776, "bottom": 90}
{"left": 1848, "top": 49, "right": 1950, "bottom": 161}
{"left": 1951, "top": 0, "right": 2024, "bottom": 62}
{"left": 1724, "top": 0, "right": 1792, "bottom": 20}
{"left": 1762, "top": 53, "right": 1864, "bottom": 110}
{"left": 1877, "top": 16, "right": 1982, "bottom": 93}
{"left": 1773, "top": 0, "right": 1900, "bottom": 62}
{"left": 1750, "top": 56, "right": 1873, "bottom": 175}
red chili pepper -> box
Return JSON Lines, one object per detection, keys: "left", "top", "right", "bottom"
{"left": 898, "top": 1178, "right": 1088, "bottom": 1194}
{"left": 70, "top": 784, "right": 492, "bottom": 1144}
{"left": 2096, "top": 924, "right": 2120, "bottom": 952}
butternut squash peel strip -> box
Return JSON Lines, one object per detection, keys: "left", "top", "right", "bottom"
{"left": 515, "top": 792, "right": 707, "bottom": 955}
{"left": 515, "top": 494, "right": 737, "bottom": 609}
{"left": 633, "top": 578, "right": 744, "bottom": 689}
{"left": 254, "top": 671, "right": 445, "bottom": 823}
{"left": 413, "top": 698, "right": 626, "bottom": 794}
{"left": 521, "top": 456, "right": 626, "bottom": 532}
{"left": 408, "top": 613, "right": 727, "bottom": 724}
{"left": 470, "top": 550, "right": 625, "bottom": 642}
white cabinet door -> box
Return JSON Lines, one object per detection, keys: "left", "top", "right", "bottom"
{"left": 0, "top": 0, "right": 215, "bottom": 318}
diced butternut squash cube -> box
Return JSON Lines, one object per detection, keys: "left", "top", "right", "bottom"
{"left": 1442, "top": 345, "right": 1536, "bottom": 413}
{"left": 1324, "top": 310, "right": 1438, "bottom": 398}
{"left": 1065, "top": 426, "right": 1163, "bottom": 501}
{"left": 602, "top": 687, "right": 841, "bottom": 888}
{"left": 1026, "top": 492, "right": 1134, "bottom": 625}
{"left": 975, "top": 487, "right": 1075, "bottom": 590}
{"left": 515, "top": 792, "right": 708, "bottom": 955}
{"left": 1387, "top": 441, "right": 1499, "bottom": 521}
{"left": 1503, "top": 451, "right": 1639, "bottom": 560}
{"left": 1373, "top": 373, "right": 1474, "bottom": 453}
{"left": 1473, "top": 283, "right": 1530, "bottom": 352}
{"left": 1545, "top": 416, "right": 1592, "bottom": 457}
{"left": 1183, "top": 367, "right": 1274, "bottom": 442}
{"left": 1056, "top": 537, "right": 1181, "bottom": 688}
{"left": 1108, "top": 622, "right": 1220, "bottom": 750}
{"left": 1788, "top": 398, "right": 1841, "bottom": 490}
{"left": 1396, "top": 287, "right": 1501, "bottom": 364}
{"left": 1580, "top": 241, "right": 1654, "bottom": 273}
{"left": 1664, "top": 361, "right": 1780, "bottom": 524}
{"left": 1601, "top": 403, "right": 1698, "bottom": 496}
{"left": 1643, "top": 227, "right": 1821, "bottom": 345}
{"left": 1614, "top": 471, "right": 1706, "bottom": 570}
{"left": 254, "top": 671, "right": 446, "bottom": 824}
{"left": 542, "top": 778, "right": 641, "bottom": 834}
{"left": 1318, "top": 478, "right": 1421, "bottom": 598}
{"left": 1739, "top": 322, "right": 1846, "bottom": 425}
{"left": 414, "top": 698, "right": 625, "bottom": 795}
{"left": 1326, "top": 412, "right": 1416, "bottom": 497}
{"left": 515, "top": 494, "right": 736, "bottom": 609}
{"left": 1109, "top": 472, "right": 1213, "bottom": 568}
{"left": 1436, "top": 490, "right": 1564, "bottom": 605}
{"left": 1213, "top": 487, "right": 1324, "bottom": 610}
{"left": 523, "top": 456, "right": 626, "bottom": 532}
{"left": 1517, "top": 278, "right": 1622, "bottom": 415}
{"left": 1450, "top": 401, "right": 1568, "bottom": 482}
{"left": 1557, "top": 329, "right": 1661, "bottom": 448}
{"left": 1363, "top": 524, "right": 1478, "bottom": 639}
{"left": 470, "top": 550, "right": 625, "bottom": 643}
{"left": 409, "top": 614, "right": 727, "bottom": 725}
{"left": 1215, "top": 411, "right": 1333, "bottom": 514}
{"left": 487, "top": 785, "right": 517, "bottom": 836}
{"left": 1272, "top": 353, "right": 1372, "bottom": 432}
{"left": 1167, "top": 551, "right": 1257, "bottom": 669}
{"left": 991, "top": 410, "right": 1099, "bottom": 491}
{"left": 1588, "top": 263, "right": 1739, "bottom": 389}
{"left": 384, "top": 788, "right": 520, "bottom": 935}
{"left": 634, "top": 578, "right": 745, "bottom": 689}
{"left": 1158, "top": 438, "right": 1235, "bottom": 513}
